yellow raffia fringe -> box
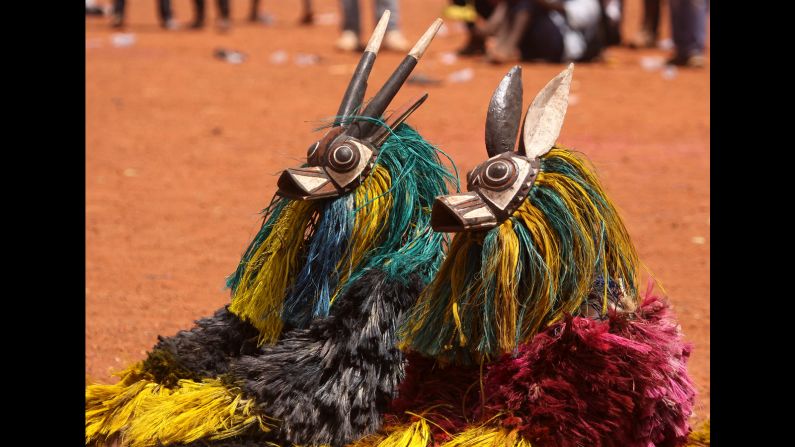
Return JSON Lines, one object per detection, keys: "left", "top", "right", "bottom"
{"left": 492, "top": 221, "right": 520, "bottom": 350}
{"left": 538, "top": 149, "right": 640, "bottom": 306}
{"left": 448, "top": 232, "right": 480, "bottom": 347}
{"left": 439, "top": 427, "right": 531, "bottom": 447}
{"left": 87, "top": 381, "right": 172, "bottom": 445}
{"left": 686, "top": 419, "right": 710, "bottom": 447}
{"left": 342, "top": 431, "right": 389, "bottom": 447}
{"left": 511, "top": 158, "right": 639, "bottom": 335}
{"left": 229, "top": 199, "right": 318, "bottom": 344}
{"left": 230, "top": 165, "right": 393, "bottom": 343}
{"left": 447, "top": 222, "right": 520, "bottom": 351}
{"left": 331, "top": 165, "right": 392, "bottom": 305}
{"left": 123, "top": 378, "right": 272, "bottom": 447}
{"left": 86, "top": 364, "right": 171, "bottom": 446}
{"left": 346, "top": 420, "right": 432, "bottom": 447}
{"left": 401, "top": 148, "right": 640, "bottom": 357}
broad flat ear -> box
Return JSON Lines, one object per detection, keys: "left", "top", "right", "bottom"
{"left": 519, "top": 64, "right": 574, "bottom": 158}
{"left": 485, "top": 66, "right": 523, "bottom": 157}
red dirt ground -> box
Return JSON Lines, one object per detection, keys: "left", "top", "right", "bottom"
{"left": 86, "top": 0, "right": 709, "bottom": 425}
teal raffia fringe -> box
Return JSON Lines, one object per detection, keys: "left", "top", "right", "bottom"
{"left": 400, "top": 148, "right": 640, "bottom": 361}
{"left": 225, "top": 121, "right": 457, "bottom": 329}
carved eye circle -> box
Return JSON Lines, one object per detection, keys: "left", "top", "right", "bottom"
{"left": 483, "top": 160, "right": 515, "bottom": 188}
{"left": 328, "top": 144, "right": 358, "bottom": 171}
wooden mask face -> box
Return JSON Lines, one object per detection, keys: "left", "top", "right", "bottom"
{"left": 276, "top": 12, "right": 443, "bottom": 200}
{"left": 432, "top": 65, "right": 574, "bottom": 232}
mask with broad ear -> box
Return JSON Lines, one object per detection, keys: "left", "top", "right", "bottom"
{"left": 401, "top": 65, "right": 642, "bottom": 360}
{"left": 432, "top": 65, "right": 571, "bottom": 232}
{"left": 377, "top": 66, "right": 695, "bottom": 447}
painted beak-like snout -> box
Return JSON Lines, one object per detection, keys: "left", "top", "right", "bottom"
{"left": 431, "top": 192, "right": 498, "bottom": 232}
{"left": 276, "top": 167, "right": 340, "bottom": 200}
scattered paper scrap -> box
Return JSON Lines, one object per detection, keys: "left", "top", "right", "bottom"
{"left": 214, "top": 48, "right": 246, "bottom": 64}
{"left": 111, "top": 33, "right": 136, "bottom": 48}
{"left": 448, "top": 67, "right": 474, "bottom": 83}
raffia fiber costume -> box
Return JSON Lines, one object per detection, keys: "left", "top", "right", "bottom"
{"left": 346, "top": 66, "right": 704, "bottom": 447}
{"left": 85, "top": 12, "right": 455, "bottom": 447}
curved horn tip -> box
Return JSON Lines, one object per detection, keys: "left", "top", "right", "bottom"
{"left": 365, "top": 10, "right": 391, "bottom": 54}
{"left": 485, "top": 64, "right": 524, "bottom": 157}
{"left": 409, "top": 18, "right": 444, "bottom": 60}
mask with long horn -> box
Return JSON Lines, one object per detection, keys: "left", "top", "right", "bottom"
{"left": 86, "top": 13, "right": 456, "bottom": 447}
{"left": 225, "top": 13, "right": 451, "bottom": 340}
{"left": 277, "top": 12, "right": 442, "bottom": 200}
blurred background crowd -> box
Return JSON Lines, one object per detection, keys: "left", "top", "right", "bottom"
{"left": 86, "top": 0, "right": 708, "bottom": 67}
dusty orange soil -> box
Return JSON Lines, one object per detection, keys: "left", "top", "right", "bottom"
{"left": 86, "top": 0, "right": 709, "bottom": 424}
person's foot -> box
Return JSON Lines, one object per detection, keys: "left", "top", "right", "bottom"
{"left": 667, "top": 52, "right": 705, "bottom": 68}
{"left": 336, "top": 30, "right": 360, "bottom": 52}
{"left": 628, "top": 29, "right": 656, "bottom": 49}
{"left": 190, "top": 20, "right": 204, "bottom": 29}
{"left": 162, "top": 19, "right": 178, "bottom": 30}
{"left": 299, "top": 12, "right": 314, "bottom": 25}
{"left": 383, "top": 30, "right": 410, "bottom": 52}
{"left": 217, "top": 18, "right": 231, "bottom": 32}
{"left": 486, "top": 44, "right": 520, "bottom": 64}
{"left": 457, "top": 34, "right": 486, "bottom": 56}
{"left": 110, "top": 13, "right": 124, "bottom": 28}
{"left": 86, "top": 6, "right": 105, "bottom": 16}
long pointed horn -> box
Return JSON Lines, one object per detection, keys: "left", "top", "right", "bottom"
{"left": 485, "top": 65, "right": 523, "bottom": 157}
{"left": 519, "top": 63, "right": 574, "bottom": 158}
{"left": 334, "top": 10, "right": 391, "bottom": 126}
{"left": 368, "top": 93, "right": 429, "bottom": 147}
{"left": 353, "top": 18, "right": 443, "bottom": 137}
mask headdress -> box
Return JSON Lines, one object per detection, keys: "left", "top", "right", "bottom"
{"left": 224, "top": 13, "right": 452, "bottom": 343}
{"left": 86, "top": 14, "right": 457, "bottom": 447}
{"left": 401, "top": 65, "right": 641, "bottom": 361}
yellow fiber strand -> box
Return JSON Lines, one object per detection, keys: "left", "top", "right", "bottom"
{"left": 373, "top": 420, "right": 432, "bottom": 447}
{"left": 229, "top": 199, "right": 318, "bottom": 344}
{"left": 449, "top": 233, "right": 482, "bottom": 347}
{"left": 401, "top": 147, "right": 641, "bottom": 359}
{"left": 686, "top": 419, "right": 710, "bottom": 447}
{"left": 123, "top": 379, "right": 272, "bottom": 447}
{"left": 86, "top": 365, "right": 173, "bottom": 445}
{"left": 400, "top": 232, "right": 483, "bottom": 352}
{"left": 542, "top": 148, "right": 640, "bottom": 306}
{"left": 231, "top": 165, "right": 394, "bottom": 342}
{"left": 512, "top": 201, "right": 561, "bottom": 337}
{"left": 345, "top": 432, "right": 390, "bottom": 447}
{"left": 331, "top": 165, "right": 392, "bottom": 305}
{"left": 493, "top": 221, "right": 520, "bottom": 350}
{"left": 438, "top": 427, "right": 530, "bottom": 447}
{"left": 452, "top": 302, "right": 466, "bottom": 346}
{"left": 344, "top": 421, "right": 429, "bottom": 447}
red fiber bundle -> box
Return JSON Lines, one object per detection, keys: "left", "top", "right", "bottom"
{"left": 387, "top": 353, "right": 482, "bottom": 442}
{"left": 481, "top": 293, "right": 696, "bottom": 447}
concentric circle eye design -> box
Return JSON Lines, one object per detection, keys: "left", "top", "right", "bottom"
{"left": 307, "top": 141, "right": 320, "bottom": 159}
{"left": 483, "top": 159, "right": 516, "bottom": 188}
{"left": 328, "top": 144, "right": 359, "bottom": 171}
